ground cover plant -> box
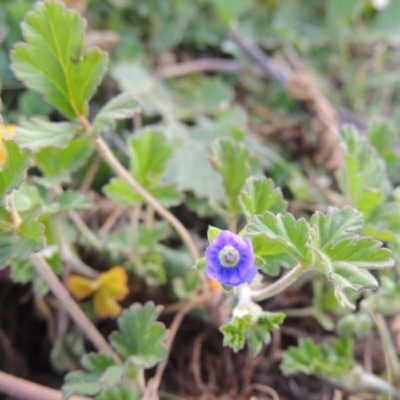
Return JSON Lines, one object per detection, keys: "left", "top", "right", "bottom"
{"left": 2, "top": 0, "right": 400, "bottom": 399}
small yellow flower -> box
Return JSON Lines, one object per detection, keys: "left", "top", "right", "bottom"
{"left": 0, "top": 124, "right": 16, "bottom": 168}
{"left": 68, "top": 266, "right": 129, "bottom": 318}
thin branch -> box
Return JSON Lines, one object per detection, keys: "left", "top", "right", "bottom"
{"left": 92, "top": 135, "right": 200, "bottom": 262}
{"left": 30, "top": 252, "right": 120, "bottom": 362}
{"left": 155, "top": 58, "right": 240, "bottom": 78}
{"left": 142, "top": 291, "right": 216, "bottom": 400}
{"left": 0, "top": 371, "right": 90, "bottom": 400}
{"left": 67, "top": 209, "right": 103, "bottom": 251}
{"left": 250, "top": 264, "right": 307, "bottom": 302}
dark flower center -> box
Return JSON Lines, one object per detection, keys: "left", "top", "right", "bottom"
{"left": 218, "top": 245, "right": 240, "bottom": 268}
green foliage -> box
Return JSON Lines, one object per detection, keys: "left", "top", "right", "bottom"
{"left": 104, "top": 130, "right": 182, "bottom": 207}
{"left": 62, "top": 353, "right": 117, "bottom": 399}
{"left": 16, "top": 118, "right": 78, "bottom": 150}
{"left": 110, "top": 302, "right": 167, "bottom": 368}
{"left": 281, "top": 337, "right": 357, "bottom": 388}
{"left": 96, "top": 387, "right": 140, "bottom": 400}
{"left": 212, "top": 138, "right": 251, "bottom": 214}
{"left": 247, "top": 207, "right": 394, "bottom": 307}
{"left": 247, "top": 212, "right": 310, "bottom": 263}
{"left": 207, "top": 225, "right": 221, "bottom": 243}
{"left": 34, "top": 138, "right": 92, "bottom": 186}
{"left": 63, "top": 302, "right": 166, "bottom": 399}
{"left": 0, "top": 205, "right": 44, "bottom": 266}
{"left": 239, "top": 177, "right": 287, "bottom": 222}
{"left": 337, "top": 313, "right": 373, "bottom": 338}
{"left": 336, "top": 126, "right": 391, "bottom": 218}
{"left": 221, "top": 310, "right": 285, "bottom": 355}
{"left": 92, "top": 92, "right": 140, "bottom": 134}
{"left": 0, "top": 140, "right": 30, "bottom": 200}
{"left": 11, "top": 1, "right": 107, "bottom": 119}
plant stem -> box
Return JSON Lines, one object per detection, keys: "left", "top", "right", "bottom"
{"left": 142, "top": 291, "right": 216, "bottom": 400}
{"left": 250, "top": 264, "right": 307, "bottom": 302}
{"left": 281, "top": 306, "right": 315, "bottom": 318}
{"left": 67, "top": 209, "right": 102, "bottom": 250}
{"left": 228, "top": 214, "right": 237, "bottom": 233}
{"left": 372, "top": 313, "right": 400, "bottom": 385}
{"left": 92, "top": 135, "right": 200, "bottom": 262}
{"left": 0, "top": 371, "right": 91, "bottom": 400}
{"left": 30, "top": 252, "right": 120, "bottom": 362}
{"left": 358, "top": 370, "right": 400, "bottom": 399}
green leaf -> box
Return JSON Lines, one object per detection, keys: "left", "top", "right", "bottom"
{"left": 103, "top": 130, "right": 182, "bottom": 207}
{"left": 337, "top": 313, "right": 372, "bottom": 338}
{"left": 195, "top": 256, "right": 207, "bottom": 271}
{"left": 239, "top": 177, "right": 287, "bottom": 221}
{"left": 110, "top": 302, "right": 167, "bottom": 368}
{"left": 96, "top": 387, "right": 140, "bottom": 400}
{"left": 309, "top": 207, "right": 364, "bottom": 249}
{"left": 281, "top": 337, "right": 357, "bottom": 388}
{"left": 103, "top": 178, "right": 140, "bottom": 207}
{"left": 93, "top": 92, "right": 140, "bottom": 134}
{"left": 62, "top": 353, "right": 116, "bottom": 399}
{"left": 16, "top": 118, "right": 78, "bottom": 150}
{"left": 11, "top": 1, "right": 107, "bottom": 119}
{"left": 220, "top": 315, "right": 252, "bottom": 352}
{"left": 130, "top": 130, "right": 171, "bottom": 186}
{"left": 336, "top": 126, "right": 391, "bottom": 218}
{"left": 368, "top": 121, "right": 398, "bottom": 176}
{"left": 103, "top": 178, "right": 182, "bottom": 208}
{"left": 247, "top": 212, "right": 310, "bottom": 264}
{"left": 212, "top": 138, "right": 251, "bottom": 214}
{"left": 247, "top": 312, "right": 285, "bottom": 356}
{"left": 165, "top": 143, "right": 224, "bottom": 202}
{"left": 308, "top": 233, "right": 394, "bottom": 308}
{"left": 207, "top": 225, "right": 221, "bottom": 243}
{"left": 220, "top": 311, "right": 285, "bottom": 355}
{"left": 0, "top": 140, "right": 30, "bottom": 200}
{"left": 57, "top": 190, "right": 92, "bottom": 212}
{"left": 34, "top": 138, "right": 92, "bottom": 185}
{"left": 0, "top": 205, "right": 45, "bottom": 266}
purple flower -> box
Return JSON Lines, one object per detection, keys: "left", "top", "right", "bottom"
{"left": 205, "top": 230, "right": 257, "bottom": 287}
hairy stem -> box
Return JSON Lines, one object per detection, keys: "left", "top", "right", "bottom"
{"left": 358, "top": 370, "right": 400, "bottom": 399}
{"left": 142, "top": 291, "right": 216, "bottom": 400}
{"left": 67, "top": 209, "right": 102, "bottom": 250}
{"left": 372, "top": 313, "right": 400, "bottom": 386}
{"left": 0, "top": 371, "right": 91, "bottom": 400}
{"left": 30, "top": 252, "right": 120, "bottom": 362}
{"left": 250, "top": 264, "right": 307, "bottom": 302}
{"left": 92, "top": 135, "right": 199, "bottom": 261}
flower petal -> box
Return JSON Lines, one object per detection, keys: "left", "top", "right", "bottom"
{"left": 94, "top": 291, "right": 122, "bottom": 318}
{"left": 67, "top": 275, "right": 97, "bottom": 300}
{"left": 98, "top": 266, "right": 129, "bottom": 300}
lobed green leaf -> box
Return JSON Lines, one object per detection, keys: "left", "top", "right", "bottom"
{"left": 16, "top": 118, "right": 78, "bottom": 151}
{"left": 0, "top": 140, "right": 30, "bottom": 200}
{"left": 110, "top": 302, "right": 167, "bottom": 368}
{"left": 11, "top": 1, "right": 107, "bottom": 119}
{"left": 239, "top": 176, "right": 287, "bottom": 221}
{"left": 93, "top": 92, "right": 140, "bottom": 134}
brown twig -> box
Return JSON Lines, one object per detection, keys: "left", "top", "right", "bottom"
{"left": 30, "top": 252, "right": 120, "bottom": 362}
{"left": 0, "top": 371, "right": 90, "bottom": 400}
{"left": 98, "top": 205, "right": 121, "bottom": 238}
{"left": 155, "top": 58, "right": 240, "bottom": 78}
{"left": 142, "top": 291, "right": 217, "bottom": 400}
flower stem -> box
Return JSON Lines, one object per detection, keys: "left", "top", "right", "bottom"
{"left": 0, "top": 371, "right": 91, "bottom": 400}
{"left": 250, "top": 264, "right": 307, "bottom": 302}
{"left": 30, "top": 252, "right": 120, "bottom": 362}
{"left": 371, "top": 313, "right": 400, "bottom": 387}
{"left": 92, "top": 135, "right": 200, "bottom": 262}
{"left": 357, "top": 370, "right": 400, "bottom": 399}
